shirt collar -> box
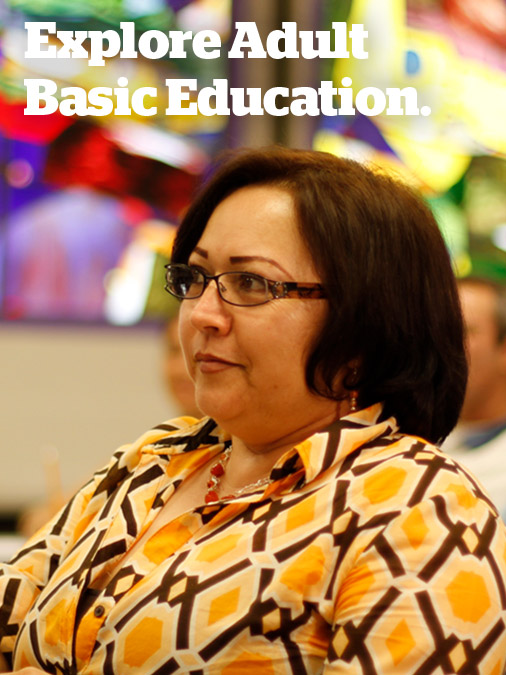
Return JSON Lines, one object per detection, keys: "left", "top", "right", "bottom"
{"left": 145, "top": 403, "right": 398, "bottom": 484}
{"left": 275, "top": 403, "right": 398, "bottom": 483}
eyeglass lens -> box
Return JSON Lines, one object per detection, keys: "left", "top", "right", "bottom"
{"left": 167, "top": 266, "right": 270, "bottom": 306}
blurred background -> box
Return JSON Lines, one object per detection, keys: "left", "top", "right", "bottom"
{"left": 1, "top": 0, "right": 506, "bottom": 544}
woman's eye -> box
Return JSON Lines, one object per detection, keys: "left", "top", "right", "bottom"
{"left": 175, "top": 266, "right": 204, "bottom": 294}
{"left": 237, "top": 274, "right": 265, "bottom": 292}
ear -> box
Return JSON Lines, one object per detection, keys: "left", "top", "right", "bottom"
{"left": 346, "top": 359, "right": 361, "bottom": 378}
{"left": 343, "top": 360, "right": 361, "bottom": 393}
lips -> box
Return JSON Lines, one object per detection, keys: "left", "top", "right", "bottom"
{"left": 194, "top": 351, "right": 239, "bottom": 373}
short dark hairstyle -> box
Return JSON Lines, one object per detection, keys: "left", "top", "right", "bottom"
{"left": 172, "top": 146, "right": 467, "bottom": 444}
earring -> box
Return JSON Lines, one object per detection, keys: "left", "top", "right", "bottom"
{"left": 349, "top": 390, "right": 359, "bottom": 412}
{"left": 349, "top": 368, "right": 359, "bottom": 412}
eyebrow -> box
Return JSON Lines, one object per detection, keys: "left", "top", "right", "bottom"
{"left": 191, "top": 249, "right": 292, "bottom": 278}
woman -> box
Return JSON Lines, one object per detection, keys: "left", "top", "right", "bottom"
{"left": 1, "top": 147, "right": 505, "bottom": 674}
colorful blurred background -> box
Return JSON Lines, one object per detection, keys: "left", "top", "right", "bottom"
{"left": 0, "top": 0, "right": 505, "bottom": 533}
{"left": 1, "top": 0, "right": 506, "bottom": 328}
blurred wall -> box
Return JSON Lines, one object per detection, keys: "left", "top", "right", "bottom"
{"left": 0, "top": 324, "right": 174, "bottom": 514}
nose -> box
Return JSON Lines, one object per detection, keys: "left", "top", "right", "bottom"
{"left": 188, "top": 279, "right": 232, "bottom": 335}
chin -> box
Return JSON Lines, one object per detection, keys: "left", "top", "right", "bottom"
{"left": 195, "top": 392, "right": 241, "bottom": 423}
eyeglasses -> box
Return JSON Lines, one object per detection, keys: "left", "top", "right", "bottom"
{"left": 164, "top": 263, "right": 326, "bottom": 307}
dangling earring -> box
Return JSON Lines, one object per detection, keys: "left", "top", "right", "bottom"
{"left": 349, "top": 368, "right": 359, "bottom": 412}
{"left": 349, "top": 390, "right": 359, "bottom": 412}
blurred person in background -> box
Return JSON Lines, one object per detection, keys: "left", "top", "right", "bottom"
{"left": 443, "top": 276, "right": 506, "bottom": 520}
{"left": 162, "top": 311, "right": 200, "bottom": 418}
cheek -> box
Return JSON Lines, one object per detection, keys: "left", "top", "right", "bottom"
{"left": 288, "top": 302, "right": 327, "bottom": 350}
{"left": 260, "top": 303, "right": 326, "bottom": 371}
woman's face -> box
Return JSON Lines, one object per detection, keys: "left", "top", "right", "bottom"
{"left": 179, "top": 185, "right": 340, "bottom": 447}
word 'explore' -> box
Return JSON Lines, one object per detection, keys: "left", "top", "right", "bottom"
{"left": 24, "top": 21, "right": 369, "bottom": 66}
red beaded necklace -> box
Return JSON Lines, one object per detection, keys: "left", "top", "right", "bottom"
{"left": 205, "top": 446, "right": 272, "bottom": 504}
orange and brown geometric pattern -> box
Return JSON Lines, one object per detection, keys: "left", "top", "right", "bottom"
{"left": 1, "top": 404, "right": 506, "bottom": 673}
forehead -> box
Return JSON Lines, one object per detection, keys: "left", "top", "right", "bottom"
{"left": 200, "top": 184, "right": 295, "bottom": 241}
{"left": 193, "top": 185, "right": 316, "bottom": 275}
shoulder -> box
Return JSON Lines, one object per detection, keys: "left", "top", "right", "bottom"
{"left": 346, "top": 432, "right": 500, "bottom": 518}
{"left": 442, "top": 427, "right": 506, "bottom": 519}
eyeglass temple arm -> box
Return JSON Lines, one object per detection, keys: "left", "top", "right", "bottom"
{"left": 271, "top": 281, "right": 326, "bottom": 299}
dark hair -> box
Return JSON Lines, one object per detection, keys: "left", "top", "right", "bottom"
{"left": 459, "top": 276, "right": 506, "bottom": 343}
{"left": 172, "top": 146, "right": 467, "bottom": 444}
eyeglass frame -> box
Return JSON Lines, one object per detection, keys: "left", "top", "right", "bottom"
{"left": 164, "top": 263, "right": 327, "bottom": 307}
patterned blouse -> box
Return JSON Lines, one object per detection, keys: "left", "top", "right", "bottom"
{"left": 1, "top": 404, "right": 506, "bottom": 674}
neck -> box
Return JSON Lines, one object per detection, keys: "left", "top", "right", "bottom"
{"left": 224, "top": 405, "right": 346, "bottom": 488}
